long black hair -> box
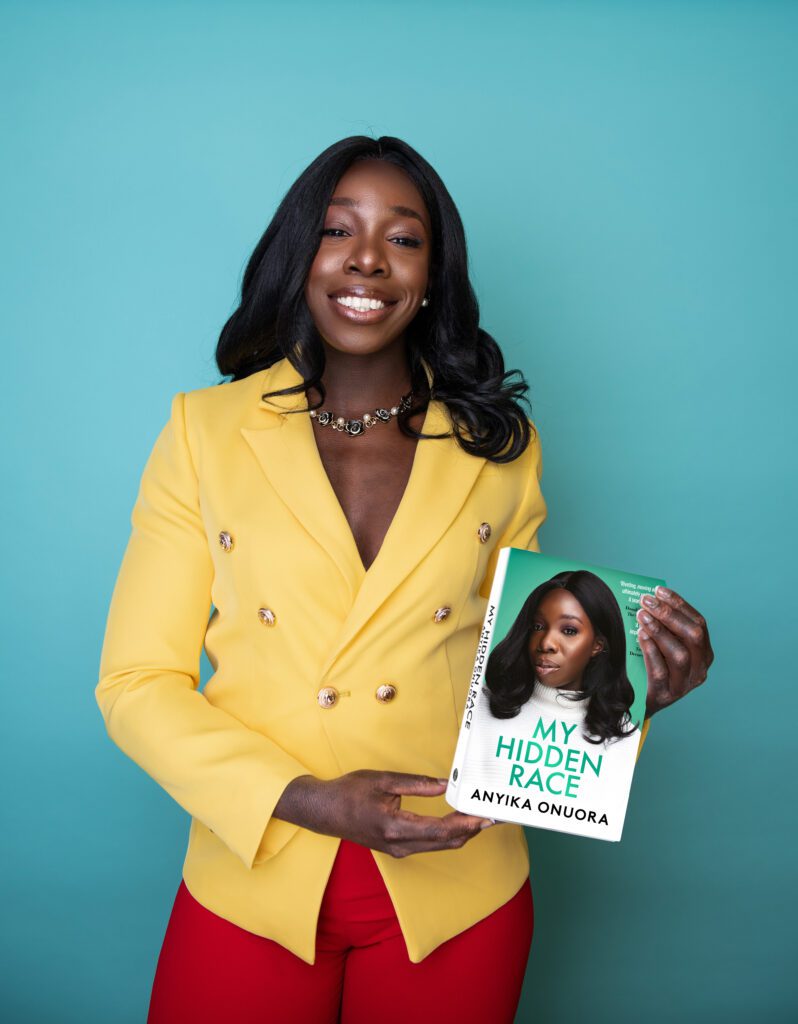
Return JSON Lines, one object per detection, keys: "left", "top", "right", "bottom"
{"left": 484, "top": 571, "right": 637, "bottom": 743}
{"left": 215, "top": 135, "right": 533, "bottom": 462}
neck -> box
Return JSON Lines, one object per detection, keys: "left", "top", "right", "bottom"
{"left": 314, "top": 340, "right": 413, "bottom": 416}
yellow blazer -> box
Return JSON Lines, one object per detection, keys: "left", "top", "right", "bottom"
{"left": 96, "top": 355, "right": 649, "bottom": 964}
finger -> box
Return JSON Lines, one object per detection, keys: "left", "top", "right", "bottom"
{"left": 384, "top": 834, "right": 477, "bottom": 857}
{"left": 376, "top": 811, "right": 489, "bottom": 856}
{"left": 654, "top": 586, "right": 706, "bottom": 629}
{"left": 638, "top": 603, "right": 703, "bottom": 680}
{"left": 638, "top": 626, "right": 672, "bottom": 708}
{"left": 381, "top": 773, "right": 449, "bottom": 797}
{"left": 640, "top": 594, "right": 706, "bottom": 650}
{"left": 383, "top": 816, "right": 493, "bottom": 857}
{"left": 391, "top": 808, "right": 492, "bottom": 839}
{"left": 661, "top": 589, "right": 714, "bottom": 675}
{"left": 637, "top": 612, "right": 691, "bottom": 697}
{"left": 426, "top": 809, "right": 496, "bottom": 834}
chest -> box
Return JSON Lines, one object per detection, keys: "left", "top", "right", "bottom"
{"left": 312, "top": 420, "right": 420, "bottom": 572}
{"left": 208, "top": 416, "right": 527, "bottom": 688}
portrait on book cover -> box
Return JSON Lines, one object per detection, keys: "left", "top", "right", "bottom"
{"left": 483, "top": 569, "right": 641, "bottom": 747}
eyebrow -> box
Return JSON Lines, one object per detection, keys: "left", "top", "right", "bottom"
{"left": 328, "top": 196, "right": 425, "bottom": 224}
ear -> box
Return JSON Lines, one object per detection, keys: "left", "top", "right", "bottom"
{"left": 591, "top": 635, "right": 607, "bottom": 658}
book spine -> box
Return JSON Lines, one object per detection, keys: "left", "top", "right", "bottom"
{"left": 446, "top": 547, "right": 511, "bottom": 807}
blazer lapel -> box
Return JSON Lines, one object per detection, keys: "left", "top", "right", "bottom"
{"left": 319, "top": 401, "right": 486, "bottom": 677}
{"left": 241, "top": 358, "right": 366, "bottom": 604}
{"left": 240, "top": 356, "right": 488, "bottom": 676}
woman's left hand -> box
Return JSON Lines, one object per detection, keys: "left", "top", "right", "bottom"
{"left": 637, "top": 586, "right": 713, "bottom": 719}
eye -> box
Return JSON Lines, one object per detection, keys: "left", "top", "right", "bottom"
{"left": 562, "top": 627, "right": 578, "bottom": 636}
{"left": 322, "top": 228, "right": 349, "bottom": 238}
{"left": 391, "top": 236, "right": 422, "bottom": 248}
{"left": 531, "top": 623, "right": 544, "bottom": 632}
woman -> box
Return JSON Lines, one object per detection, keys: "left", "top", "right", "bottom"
{"left": 96, "top": 136, "right": 714, "bottom": 1024}
{"left": 485, "top": 569, "right": 639, "bottom": 744}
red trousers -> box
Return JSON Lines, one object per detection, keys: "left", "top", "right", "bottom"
{"left": 147, "top": 839, "right": 534, "bottom": 1024}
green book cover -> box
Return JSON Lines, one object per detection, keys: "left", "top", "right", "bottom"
{"left": 446, "top": 548, "right": 664, "bottom": 841}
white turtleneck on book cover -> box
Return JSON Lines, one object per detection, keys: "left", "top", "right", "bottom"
{"left": 447, "top": 548, "right": 664, "bottom": 841}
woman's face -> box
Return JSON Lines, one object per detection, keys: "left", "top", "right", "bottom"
{"left": 303, "top": 158, "right": 432, "bottom": 357}
{"left": 528, "top": 589, "right": 605, "bottom": 689}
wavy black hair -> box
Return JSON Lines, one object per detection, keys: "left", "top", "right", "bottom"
{"left": 484, "top": 571, "right": 637, "bottom": 744}
{"left": 215, "top": 135, "right": 533, "bottom": 462}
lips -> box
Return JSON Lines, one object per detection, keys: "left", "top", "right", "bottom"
{"left": 535, "top": 660, "right": 560, "bottom": 675}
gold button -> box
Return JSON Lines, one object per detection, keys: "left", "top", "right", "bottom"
{"left": 477, "top": 522, "right": 492, "bottom": 543}
{"left": 219, "top": 530, "right": 234, "bottom": 551}
{"left": 317, "top": 686, "right": 339, "bottom": 708}
{"left": 375, "top": 684, "right": 397, "bottom": 703}
{"left": 433, "top": 606, "right": 452, "bottom": 622}
{"left": 258, "top": 607, "right": 276, "bottom": 626}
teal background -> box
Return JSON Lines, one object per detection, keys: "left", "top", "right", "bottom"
{"left": 494, "top": 549, "right": 667, "bottom": 728}
{"left": 2, "top": 1, "right": 795, "bottom": 1022}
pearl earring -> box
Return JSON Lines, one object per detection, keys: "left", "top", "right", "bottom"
{"left": 421, "top": 295, "right": 430, "bottom": 307}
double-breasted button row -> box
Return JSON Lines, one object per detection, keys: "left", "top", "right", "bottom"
{"left": 316, "top": 684, "right": 398, "bottom": 708}
{"left": 232, "top": 512, "right": 489, "bottom": 635}
{"left": 226, "top": 522, "right": 491, "bottom": 553}
{"left": 259, "top": 607, "right": 452, "bottom": 629}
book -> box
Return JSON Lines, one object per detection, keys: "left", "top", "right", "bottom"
{"left": 446, "top": 549, "right": 665, "bottom": 841}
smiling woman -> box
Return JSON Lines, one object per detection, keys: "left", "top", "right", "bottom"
{"left": 96, "top": 134, "right": 714, "bottom": 1024}
{"left": 305, "top": 161, "right": 431, "bottom": 344}
{"left": 215, "top": 136, "right": 534, "bottom": 463}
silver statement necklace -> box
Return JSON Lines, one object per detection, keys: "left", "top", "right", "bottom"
{"left": 309, "top": 391, "right": 413, "bottom": 437}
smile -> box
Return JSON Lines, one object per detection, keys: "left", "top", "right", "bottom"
{"left": 328, "top": 294, "right": 397, "bottom": 323}
{"left": 335, "top": 295, "right": 388, "bottom": 311}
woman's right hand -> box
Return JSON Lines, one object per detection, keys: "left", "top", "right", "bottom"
{"left": 273, "top": 770, "right": 495, "bottom": 858}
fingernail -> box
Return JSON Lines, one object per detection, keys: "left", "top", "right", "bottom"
{"left": 639, "top": 611, "right": 653, "bottom": 625}
{"left": 480, "top": 819, "right": 496, "bottom": 829}
{"left": 638, "top": 628, "right": 649, "bottom": 640}
{"left": 641, "top": 594, "right": 658, "bottom": 608}
{"left": 437, "top": 778, "right": 449, "bottom": 785}
{"left": 655, "top": 586, "right": 671, "bottom": 599}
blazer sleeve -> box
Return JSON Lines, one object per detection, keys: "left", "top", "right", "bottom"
{"left": 96, "top": 392, "right": 311, "bottom": 870}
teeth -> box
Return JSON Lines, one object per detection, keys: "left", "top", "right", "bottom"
{"left": 335, "top": 295, "right": 387, "bottom": 311}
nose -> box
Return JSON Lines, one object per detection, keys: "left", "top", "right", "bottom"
{"left": 537, "top": 629, "right": 558, "bottom": 653}
{"left": 346, "top": 232, "right": 388, "bottom": 277}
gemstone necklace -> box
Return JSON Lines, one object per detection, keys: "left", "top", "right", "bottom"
{"left": 309, "top": 391, "right": 413, "bottom": 437}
